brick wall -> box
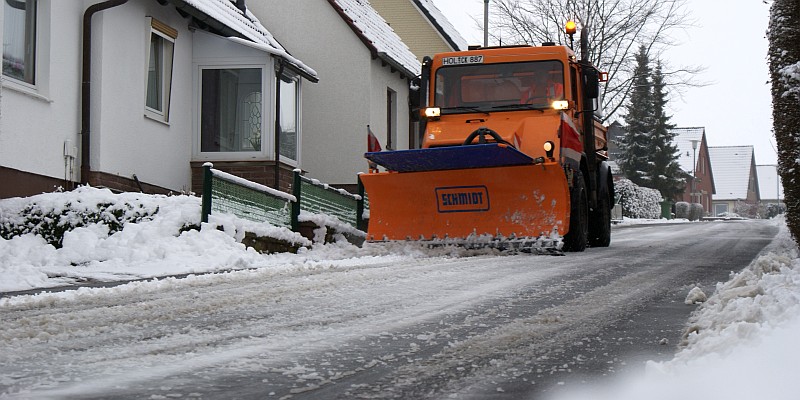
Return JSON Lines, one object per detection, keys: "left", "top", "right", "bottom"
{"left": 0, "top": 166, "right": 73, "bottom": 199}
{"left": 86, "top": 171, "right": 173, "bottom": 195}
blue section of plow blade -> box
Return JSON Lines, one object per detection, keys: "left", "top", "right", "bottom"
{"left": 365, "top": 144, "right": 534, "bottom": 172}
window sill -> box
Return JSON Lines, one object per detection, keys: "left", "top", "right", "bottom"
{"left": 193, "top": 153, "right": 266, "bottom": 160}
{"left": 144, "top": 111, "right": 171, "bottom": 126}
{"left": 1, "top": 78, "right": 52, "bottom": 103}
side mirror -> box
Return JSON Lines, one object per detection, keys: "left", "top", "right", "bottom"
{"left": 583, "top": 68, "right": 599, "bottom": 99}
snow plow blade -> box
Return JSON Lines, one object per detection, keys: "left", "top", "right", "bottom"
{"left": 361, "top": 145, "right": 570, "bottom": 249}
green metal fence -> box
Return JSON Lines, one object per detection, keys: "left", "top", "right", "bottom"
{"left": 294, "top": 172, "right": 361, "bottom": 228}
{"left": 201, "top": 163, "right": 366, "bottom": 233}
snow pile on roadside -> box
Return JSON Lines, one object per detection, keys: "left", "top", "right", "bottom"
{"left": 0, "top": 187, "right": 306, "bottom": 293}
{"left": 615, "top": 217, "right": 692, "bottom": 225}
{"left": 0, "top": 187, "right": 490, "bottom": 294}
{"left": 550, "top": 216, "right": 800, "bottom": 400}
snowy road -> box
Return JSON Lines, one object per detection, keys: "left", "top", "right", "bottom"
{"left": 0, "top": 220, "right": 777, "bottom": 399}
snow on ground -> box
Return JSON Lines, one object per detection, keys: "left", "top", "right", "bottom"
{"left": 2, "top": 189, "right": 800, "bottom": 399}
{"left": 549, "top": 216, "right": 800, "bottom": 400}
{"left": 0, "top": 187, "right": 485, "bottom": 293}
{"left": 614, "top": 217, "right": 693, "bottom": 225}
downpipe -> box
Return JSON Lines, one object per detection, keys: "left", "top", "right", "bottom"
{"left": 81, "top": 0, "right": 129, "bottom": 184}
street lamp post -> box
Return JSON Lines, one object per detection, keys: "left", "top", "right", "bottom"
{"left": 484, "top": 0, "right": 489, "bottom": 47}
{"left": 690, "top": 139, "right": 699, "bottom": 205}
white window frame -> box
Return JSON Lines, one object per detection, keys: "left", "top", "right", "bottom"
{"left": 2, "top": 0, "right": 50, "bottom": 100}
{"left": 194, "top": 64, "right": 270, "bottom": 161}
{"left": 144, "top": 17, "right": 176, "bottom": 123}
{"left": 277, "top": 68, "right": 301, "bottom": 167}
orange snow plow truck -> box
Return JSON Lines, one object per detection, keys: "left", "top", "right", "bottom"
{"left": 360, "top": 25, "right": 613, "bottom": 253}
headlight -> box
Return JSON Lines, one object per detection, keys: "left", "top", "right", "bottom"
{"left": 551, "top": 100, "right": 569, "bottom": 110}
{"left": 424, "top": 107, "right": 441, "bottom": 118}
{"left": 544, "top": 141, "right": 555, "bottom": 158}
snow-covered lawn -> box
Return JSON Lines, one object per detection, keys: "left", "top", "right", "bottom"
{"left": 2, "top": 188, "right": 799, "bottom": 398}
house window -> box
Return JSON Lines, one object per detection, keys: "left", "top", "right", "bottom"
{"left": 278, "top": 70, "right": 299, "bottom": 162}
{"left": 145, "top": 18, "right": 176, "bottom": 121}
{"left": 387, "top": 88, "right": 397, "bottom": 150}
{"left": 3, "top": 0, "right": 36, "bottom": 84}
{"left": 200, "top": 68, "right": 263, "bottom": 153}
{"left": 714, "top": 203, "right": 728, "bottom": 216}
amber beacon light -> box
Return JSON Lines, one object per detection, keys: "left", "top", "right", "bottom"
{"left": 565, "top": 20, "right": 577, "bottom": 35}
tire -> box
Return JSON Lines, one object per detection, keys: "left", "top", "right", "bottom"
{"left": 589, "top": 179, "right": 612, "bottom": 247}
{"left": 563, "top": 170, "right": 588, "bottom": 252}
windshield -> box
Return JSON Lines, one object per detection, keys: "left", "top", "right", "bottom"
{"left": 434, "top": 60, "right": 565, "bottom": 112}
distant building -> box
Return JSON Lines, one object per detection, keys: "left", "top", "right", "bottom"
{"left": 606, "top": 121, "right": 625, "bottom": 161}
{"left": 671, "top": 127, "right": 715, "bottom": 213}
{"left": 708, "top": 146, "right": 760, "bottom": 217}
{"left": 756, "top": 164, "right": 784, "bottom": 211}
{"left": 370, "top": 0, "right": 468, "bottom": 61}
{"left": 605, "top": 121, "right": 625, "bottom": 177}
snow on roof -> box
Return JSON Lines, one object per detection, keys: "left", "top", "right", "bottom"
{"left": 708, "top": 146, "right": 755, "bottom": 200}
{"left": 328, "top": 0, "right": 422, "bottom": 77}
{"left": 757, "top": 164, "right": 783, "bottom": 200}
{"left": 670, "top": 127, "right": 705, "bottom": 173}
{"left": 412, "top": 0, "right": 468, "bottom": 50}
{"left": 179, "top": 0, "right": 318, "bottom": 80}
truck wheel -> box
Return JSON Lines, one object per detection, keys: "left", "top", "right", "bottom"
{"left": 563, "top": 170, "right": 588, "bottom": 252}
{"left": 589, "top": 181, "right": 611, "bottom": 247}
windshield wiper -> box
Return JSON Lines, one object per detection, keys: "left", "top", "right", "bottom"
{"left": 490, "top": 104, "right": 547, "bottom": 112}
{"left": 439, "top": 106, "right": 490, "bottom": 115}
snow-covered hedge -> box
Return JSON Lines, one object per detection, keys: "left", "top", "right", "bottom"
{"left": 675, "top": 202, "right": 690, "bottom": 219}
{"left": 615, "top": 178, "right": 664, "bottom": 219}
{"left": 0, "top": 189, "right": 160, "bottom": 248}
{"left": 675, "top": 202, "right": 704, "bottom": 221}
{"left": 690, "top": 203, "right": 704, "bottom": 220}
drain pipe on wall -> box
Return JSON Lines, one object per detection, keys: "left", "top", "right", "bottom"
{"left": 81, "top": 0, "right": 129, "bottom": 184}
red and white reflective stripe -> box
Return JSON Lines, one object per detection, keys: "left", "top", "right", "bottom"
{"left": 559, "top": 112, "right": 583, "bottom": 162}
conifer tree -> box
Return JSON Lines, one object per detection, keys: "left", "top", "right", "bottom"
{"left": 769, "top": 0, "right": 800, "bottom": 242}
{"left": 649, "top": 62, "right": 684, "bottom": 200}
{"left": 618, "top": 45, "right": 654, "bottom": 187}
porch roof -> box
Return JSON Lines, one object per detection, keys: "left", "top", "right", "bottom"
{"left": 171, "top": 0, "right": 319, "bottom": 81}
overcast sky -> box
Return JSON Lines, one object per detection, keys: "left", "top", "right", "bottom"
{"left": 431, "top": 0, "right": 776, "bottom": 165}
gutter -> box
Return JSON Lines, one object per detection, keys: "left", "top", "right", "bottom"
{"left": 81, "top": 0, "right": 129, "bottom": 184}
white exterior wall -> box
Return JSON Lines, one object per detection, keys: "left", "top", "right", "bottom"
{"left": 0, "top": 1, "right": 193, "bottom": 191}
{"left": 369, "top": 58, "right": 411, "bottom": 152}
{"left": 92, "top": 2, "right": 193, "bottom": 191}
{"left": 0, "top": 0, "right": 81, "bottom": 184}
{"left": 248, "top": 1, "right": 411, "bottom": 186}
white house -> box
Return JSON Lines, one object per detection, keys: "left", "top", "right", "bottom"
{"left": 0, "top": 0, "right": 317, "bottom": 198}
{"left": 756, "top": 164, "right": 783, "bottom": 207}
{"left": 708, "top": 146, "right": 761, "bottom": 217}
{"left": 247, "top": 0, "right": 421, "bottom": 189}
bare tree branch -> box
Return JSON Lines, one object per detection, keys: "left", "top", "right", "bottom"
{"left": 488, "top": 0, "right": 702, "bottom": 123}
